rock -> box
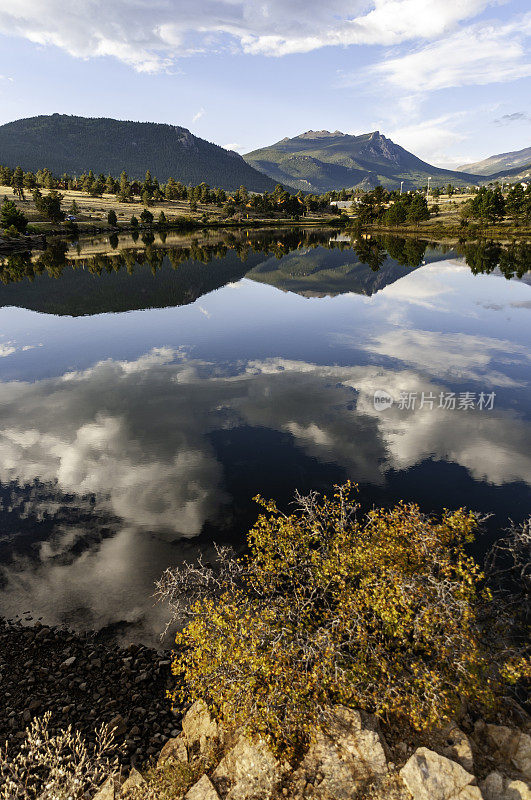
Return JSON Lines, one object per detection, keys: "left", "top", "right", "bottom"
{"left": 185, "top": 775, "right": 221, "bottom": 800}
{"left": 486, "top": 724, "right": 531, "bottom": 780}
{"left": 182, "top": 700, "right": 220, "bottom": 756}
{"left": 442, "top": 725, "right": 474, "bottom": 773}
{"left": 481, "top": 771, "right": 531, "bottom": 800}
{"left": 61, "top": 656, "right": 76, "bottom": 668}
{"left": 400, "top": 747, "right": 482, "bottom": 800}
{"left": 92, "top": 776, "right": 116, "bottom": 800}
{"left": 293, "top": 706, "right": 388, "bottom": 799}
{"left": 109, "top": 714, "right": 127, "bottom": 740}
{"left": 121, "top": 767, "right": 146, "bottom": 794}
{"left": 212, "top": 735, "right": 280, "bottom": 800}
{"left": 157, "top": 734, "right": 188, "bottom": 767}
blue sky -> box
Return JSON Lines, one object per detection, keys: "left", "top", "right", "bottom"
{"left": 0, "top": 0, "right": 529, "bottom": 167}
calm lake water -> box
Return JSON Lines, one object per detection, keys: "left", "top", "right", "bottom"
{"left": 0, "top": 229, "right": 530, "bottom": 644}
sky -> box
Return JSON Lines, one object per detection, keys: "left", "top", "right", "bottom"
{"left": 0, "top": 0, "right": 529, "bottom": 168}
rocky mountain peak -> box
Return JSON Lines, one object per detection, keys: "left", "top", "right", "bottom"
{"left": 295, "top": 130, "right": 346, "bottom": 140}
{"left": 363, "top": 131, "right": 402, "bottom": 164}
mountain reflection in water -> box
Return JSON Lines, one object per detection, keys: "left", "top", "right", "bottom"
{"left": 0, "top": 230, "right": 529, "bottom": 644}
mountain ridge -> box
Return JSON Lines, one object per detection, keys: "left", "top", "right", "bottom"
{"left": 458, "top": 145, "right": 531, "bottom": 176}
{"left": 0, "top": 114, "right": 278, "bottom": 192}
{"left": 243, "top": 130, "right": 482, "bottom": 192}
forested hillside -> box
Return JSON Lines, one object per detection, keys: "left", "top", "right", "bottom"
{"left": 0, "top": 114, "right": 277, "bottom": 191}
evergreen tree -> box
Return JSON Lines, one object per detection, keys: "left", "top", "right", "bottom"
{"left": 407, "top": 195, "right": 430, "bottom": 224}
{"left": 468, "top": 187, "right": 505, "bottom": 222}
{"left": 140, "top": 208, "right": 153, "bottom": 225}
{"left": 117, "top": 171, "right": 132, "bottom": 203}
{"left": 23, "top": 171, "right": 36, "bottom": 190}
{"left": 33, "top": 188, "right": 64, "bottom": 223}
{"left": 0, "top": 198, "right": 28, "bottom": 232}
{"left": 105, "top": 174, "right": 116, "bottom": 194}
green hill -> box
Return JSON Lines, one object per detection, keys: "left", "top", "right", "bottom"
{"left": 244, "top": 130, "right": 481, "bottom": 192}
{"left": 0, "top": 114, "right": 277, "bottom": 191}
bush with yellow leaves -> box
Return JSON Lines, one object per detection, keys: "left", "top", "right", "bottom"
{"left": 158, "top": 484, "right": 527, "bottom": 758}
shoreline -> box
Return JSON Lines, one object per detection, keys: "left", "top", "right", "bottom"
{"left": 0, "top": 617, "right": 178, "bottom": 769}
{"left": 1, "top": 219, "right": 530, "bottom": 258}
{"left": 1, "top": 212, "right": 531, "bottom": 258}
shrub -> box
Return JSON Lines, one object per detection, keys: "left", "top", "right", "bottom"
{"left": 107, "top": 209, "right": 118, "bottom": 226}
{"left": 159, "top": 484, "right": 525, "bottom": 757}
{"left": 0, "top": 712, "right": 118, "bottom": 800}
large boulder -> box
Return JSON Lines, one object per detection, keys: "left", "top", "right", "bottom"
{"left": 185, "top": 774, "right": 222, "bottom": 800}
{"left": 93, "top": 776, "right": 117, "bottom": 800}
{"left": 442, "top": 725, "right": 474, "bottom": 773}
{"left": 292, "top": 706, "right": 388, "bottom": 799}
{"left": 485, "top": 725, "right": 531, "bottom": 780}
{"left": 120, "top": 767, "right": 146, "bottom": 795}
{"left": 157, "top": 733, "right": 189, "bottom": 767}
{"left": 183, "top": 700, "right": 221, "bottom": 757}
{"left": 212, "top": 734, "right": 280, "bottom": 800}
{"left": 480, "top": 770, "right": 531, "bottom": 800}
{"left": 400, "top": 747, "right": 482, "bottom": 800}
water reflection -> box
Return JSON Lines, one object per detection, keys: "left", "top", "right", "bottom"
{"left": 0, "top": 230, "right": 529, "bottom": 643}
{"left": 1, "top": 232, "right": 530, "bottom": 316}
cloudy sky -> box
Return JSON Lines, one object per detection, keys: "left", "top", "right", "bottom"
{"left": 0, "top": 0, "right": 529, "bottom": 167}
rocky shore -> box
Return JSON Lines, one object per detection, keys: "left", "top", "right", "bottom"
{"left": 0, "top": 618, "right": 180, "bottom": 768}
{"left": 97, "top": 699, "right": 531, "bottom": 800}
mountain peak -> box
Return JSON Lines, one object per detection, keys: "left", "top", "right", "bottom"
{"left": 295, "top": 130, "right": 346, "bottom": 140}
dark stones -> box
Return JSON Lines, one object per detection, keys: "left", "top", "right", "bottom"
{"left": 0, "top": 618, "right": 176, "bottom": 771}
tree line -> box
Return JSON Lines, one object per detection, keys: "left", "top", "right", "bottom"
{"left": 2, "top": 230, "right": 528, "bottom": 288}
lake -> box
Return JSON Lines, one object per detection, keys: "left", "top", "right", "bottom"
{"left": 0, "top": 229, "right": 530, "bottom": 644}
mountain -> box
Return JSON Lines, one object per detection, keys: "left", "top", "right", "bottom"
{"left": 247, "top": 243, "right": 456, "bottom": 298}
{"left": 243, "top": 130, "right": 481, "bottom": 192}
{"left": 479, "top": 162, "right": 531, "bottom": 184}
{"left": 0, "top": 114, "right": 277, "bottom": 191}
{"left": 458, "top": 146, "right": 531, "bottom": 176}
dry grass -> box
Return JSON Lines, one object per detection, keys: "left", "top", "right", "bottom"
{"left": 0, "top": 184, "right": 216, "bottom": 229}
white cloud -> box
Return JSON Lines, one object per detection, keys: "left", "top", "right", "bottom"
{"left": 192, "top": 107, "right": 205, "bottom": 123}
{"left": 0, "top": 0, "right": 496, "bottom": 71}
{"left": 0, "top": 340, "right": 42, "bottom": 357}
{"left": 386, "top": 113, "right": 468, "bottom": 164}
{"left": 372, "top": 13, "right": 531, "bottom": 92}
{"left": 223, "top": 142, "right": 245, "bottom": 152}
{"left": 0, "top": 342, "right": 16, "bottom": 357}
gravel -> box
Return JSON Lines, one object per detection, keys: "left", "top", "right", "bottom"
{"left": 0, "top": 618, "right": 181, "bottom": 768}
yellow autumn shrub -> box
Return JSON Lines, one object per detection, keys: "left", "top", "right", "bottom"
{"left": 166, "top": 484, "right": 522, "bottom": 756}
